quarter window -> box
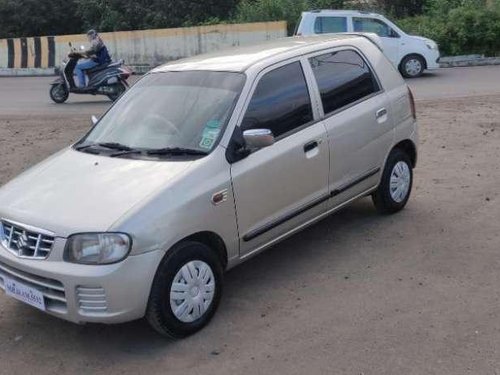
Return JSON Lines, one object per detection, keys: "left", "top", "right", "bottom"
{"left": 309, "top": 50, "right": 380, "bottom": 114}
{"left": 242, "top": 62, "right": 313, "bottom": 138}
{"left": 353, "top": 17, "right": 395, "bottom": 38}
{"left": 314, "top": 16, "right": 348, "bottom": 33}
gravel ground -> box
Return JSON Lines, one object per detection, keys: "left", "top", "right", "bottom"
{"left": 0, "top": 93, "right": 499, "bottom": 374}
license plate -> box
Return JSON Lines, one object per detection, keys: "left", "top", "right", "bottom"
{"left": 4, "top": 277, "right": 46, "bottom": 311}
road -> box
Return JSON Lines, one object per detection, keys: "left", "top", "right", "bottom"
{"left": 0, "top": 66, "right": 500, "bottom": 375}
{"left": 1, "top": 65, "right": 500, "bottom": 117}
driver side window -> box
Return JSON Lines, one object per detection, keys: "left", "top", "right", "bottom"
{"left": 353, "top": 17, "right": 398, "bottom": 38}
{"left": 241, "top": 61, "right": 313, "bottom": 139}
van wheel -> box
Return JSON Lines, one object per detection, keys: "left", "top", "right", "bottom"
{"left": 372, "top": 149, "right": 413, "bottom": 214}
{"left": 146, "top": 241, "right": 223, "bottom": 339}
{"left": 400, "top": 55, "right": 425, "bottom": 78}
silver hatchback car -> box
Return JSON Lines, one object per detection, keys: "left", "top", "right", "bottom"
{"left": 0, "top": 35, "right": 417, "bottom": 338}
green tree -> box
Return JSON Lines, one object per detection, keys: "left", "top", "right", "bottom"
{"left": 234, "top": 0, "right": 344, "bottom": 34}
{"left": 0, "top": 0, "right": 82, "bottom": 38}
{"left": 76, "top": 0, "right": 238, "bottom": 32}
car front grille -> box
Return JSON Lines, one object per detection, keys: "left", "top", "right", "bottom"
{"left": 0, "top": 219, "right": 55, "bottom": 260}
{"left": 0, "top": 260, "right": 67, "bottom": 314}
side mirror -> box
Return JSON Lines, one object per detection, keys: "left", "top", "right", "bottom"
{"left": 91, "top": 115, "right": 98, "bottom": 125}
{"left": 389, "top": 29, "right": 400, "bottom": 38}
{"left": 243, "top": 129, "right": 274, "bottom": 149}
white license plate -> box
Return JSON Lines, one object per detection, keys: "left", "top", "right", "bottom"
{"left": 4, "top": 277, "right": 46, "bottom": 311}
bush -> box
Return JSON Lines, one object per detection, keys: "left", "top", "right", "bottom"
{"left": 398, "top": 4, "right": 500, "bottom": 56}
{"left": 234, "top": 0, "right": 344, "bottom": 34}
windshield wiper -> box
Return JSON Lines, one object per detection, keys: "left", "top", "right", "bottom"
{"left": 75, "top": 142, "right": 134, "bottom": 152}
{"left": 145, "top": 147, "right": 208, "bottom": 156}
{"left": 95, "top": 142, "right": 134, "bottom": 151}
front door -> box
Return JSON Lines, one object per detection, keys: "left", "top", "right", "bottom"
{"left": 353, "top": 17, "right": 401, "bottom": 66}
{"left": 230, "top": 61, "right": 330, "bottom": 258}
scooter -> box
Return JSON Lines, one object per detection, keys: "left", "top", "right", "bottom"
{"left": 50, "top": 43, "right": 133, "bottom": 103}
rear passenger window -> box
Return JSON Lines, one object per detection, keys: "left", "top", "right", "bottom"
{"left": 314, "top": 17, "right": 348, "bottom": 33}
{"left": 242, "top": 62, "right": 313, "bottom": 138}
{"left": 309, "top": 50, "right": 380, "bottom": 114}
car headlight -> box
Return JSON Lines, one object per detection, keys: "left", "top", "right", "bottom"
{"left": 426, "top": 41, "right": 438, "bottom": 50}
{"left": 65, "top": 233, "right": 131, "bottom": 265}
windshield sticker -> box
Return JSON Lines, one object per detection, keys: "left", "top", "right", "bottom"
{"left": 199, "top": 120, "right": 222, "bottom": 150}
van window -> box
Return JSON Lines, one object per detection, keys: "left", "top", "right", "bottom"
{"left": 242, "top": 62, "right": 313, "bottom": 138}
{"left": 314, "top": 16, "right": 348, "bottom": 33}
{"left": 353, "top": 17, "right": 395, "bottom": 37}
{"left": 309, "top": 50, "right": 380, "bottom": 115}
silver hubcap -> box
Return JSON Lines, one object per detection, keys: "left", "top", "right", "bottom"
{"left": 170, "top": 260, "right": 215, "bottom": 323}
{"left": 390, "top": 161, "right": 411, "bottom": 203}
{"left": 405, "top": 59, "right": 422, "bottom": 76}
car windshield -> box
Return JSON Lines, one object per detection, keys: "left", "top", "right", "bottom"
{"left": 78, "top": 71, "right": 246, "bottom": 155}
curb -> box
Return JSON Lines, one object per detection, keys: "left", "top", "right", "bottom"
{"left": 439, "top": 55, "right": 500, "bottom": 68}
{"left": 0, "top": 68, "right": 56, "bottom": 77}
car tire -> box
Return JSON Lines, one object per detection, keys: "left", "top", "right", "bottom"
{"left": 146, "top": 241, "right": 223, "bottom": 339}
{"left": 49, "top": 84, "right": 69, "bottom": 103}
{"left": 400, "top": 55, "right": 425, "bottom": 78}
{"left": 372, "top": 148, "right": 413, "bottom": 214}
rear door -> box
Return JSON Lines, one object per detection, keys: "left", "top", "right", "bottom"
{"left": 312, "top": 15, "right": 348, "bottom": 34}
{"left": 353, "top": 17, "right": 401, "bottom": 65}
{"left": 230, "top": 60, "right": 330, "bottom": 257}
{"left": 306, "top": 48, "right": 394, "bottom": 207}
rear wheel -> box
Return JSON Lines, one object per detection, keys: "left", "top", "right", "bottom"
{"left": 400, "top": 55, "right": 425, "bottom": 78}
{"left": 107, "top": 81, "right": 126, "bottom": 102}
{"left": 146, "top": 241, "right": 223, "bottom": 339}
{"left": 49, "top": 84, "right": 69, "bottom": 103}
{"left": 372, "top": 148, "right": 413, "bottom": 214}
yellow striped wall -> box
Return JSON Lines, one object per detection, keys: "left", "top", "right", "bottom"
{"left": 0, "top": 21, "right": 287, "bottom": 69}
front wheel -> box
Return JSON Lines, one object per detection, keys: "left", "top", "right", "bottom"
{"left": 372, "top": 149, "right": 413, "bottom": 214}
{"left": 107, "top": 81, "right": 127, "bottom": 102}
{"left": 146, "top": 241, "right": 223, "bottom": 339}
{"left": 400, "top": 55, "right": 425, "bottom": 78}
{"left": 49, "top": 83, "right": 69, "bottom": 103}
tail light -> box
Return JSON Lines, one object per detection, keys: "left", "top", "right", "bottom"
{"left": 119, "top": 66, "right": 133, "bottom": 79}
{"left": 408, "top": 87, "right": 416, "bottom": 119}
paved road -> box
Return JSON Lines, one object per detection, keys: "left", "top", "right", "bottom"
{"left": 407, "top": 65, "right": 500, "bottom": 101}
{"left": 0, "top": 66, "right": 500, "bottom": 374}
{"left": 1, "top": 65, "right": 500, "bottom": 117}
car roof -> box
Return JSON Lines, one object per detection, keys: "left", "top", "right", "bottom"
{"left": 303, "top": 9, "right": 382, "bottom": 17}
{"left": 152, "top": 34, "right": 367, "bottom": 73}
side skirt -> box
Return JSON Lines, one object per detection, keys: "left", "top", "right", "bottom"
{"left": 234, "top": 185, "right": 377, "bottom": 265}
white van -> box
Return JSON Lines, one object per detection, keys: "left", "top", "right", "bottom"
{"left": 296, "top": 10, "right": 440, "bottom": 77}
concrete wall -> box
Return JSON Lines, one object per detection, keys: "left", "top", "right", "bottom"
{"left": 0, "top": 22, "right": 287, "bottom": 72}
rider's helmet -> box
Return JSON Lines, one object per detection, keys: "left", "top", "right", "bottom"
{"left": 86, "top": 29, "right": 98, "bottom": 41}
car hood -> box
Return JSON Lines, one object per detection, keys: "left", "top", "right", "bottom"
{"left": 0, "top": 148, "right": 193, "bottom": 237}
{"left": 411, "top": 35, "right": 436, "bottom": 44}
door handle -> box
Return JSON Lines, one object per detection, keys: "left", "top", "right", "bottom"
{"left": 376, "top": 108, "right": 387, "bottom": 119}
{"left": 304, "top": 140, "right": 319, "bottom": 153}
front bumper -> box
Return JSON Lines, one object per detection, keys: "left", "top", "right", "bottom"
{"left": 425, "top": 50, "right": 441, "bottom": 70}
{"left": 0, "top": 244, "right": 164, "bottom": 324}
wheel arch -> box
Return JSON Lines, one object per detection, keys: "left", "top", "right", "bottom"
{"left": 392, "top": 139, "right": 417, "bottom": 168}
{"left": 171, "top": 231, "right": 228, "bottom": 270}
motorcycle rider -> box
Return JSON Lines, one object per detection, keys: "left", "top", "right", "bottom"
{"left": 75, "top": 30, "right": 111, "bottom": 88}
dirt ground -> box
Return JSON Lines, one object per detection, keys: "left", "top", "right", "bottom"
{"left": 0, "top": 93, "right": 499, "bottom": 374}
